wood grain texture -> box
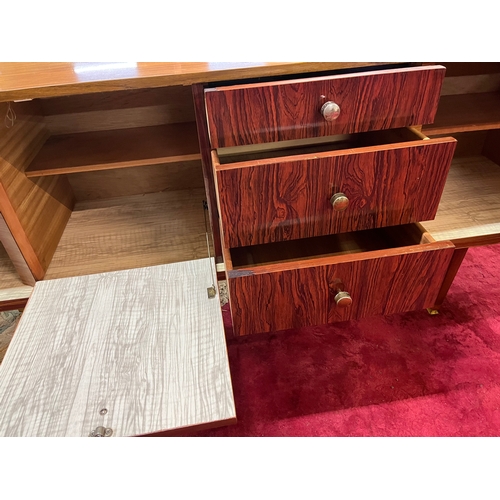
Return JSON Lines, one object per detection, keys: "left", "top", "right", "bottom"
{"left": 227, "top": 240, "right": 454, "bottom": 336}
{"left": 439, "top": 74, "right": 500, "bottom": 96}
{"left": 438, "top": 63, "right": 500, "bottom": 77}
{"left": 205, "top": 66, "right": 445, "bottom": 147}
{"left": 430, "top": 247, "right": 468, "bottom": 310}
{"left": 44, "top": 190, "right": 211, "bottom": 280}
{"left": 0, "top": 213, "right": 35, "bottom": 286}
{"left": 483, "top": 129, "right": 500, "bottom": 166}
{"left": 421, "top": 156, "right": 500, "bottom": 247}
{"left": 0, "top": 226, "right": 29, "bottom": 290}
{"left": 216, "top": 137, "right": 456, "bottom": 247}
{"left": 0, "top": 101, "right": 74, "bottom": 279}
{"left": 41, "top": 86, "right": 196, "bottom": 134}
{"left": 422, "top": 92, "right": 500, "bottom": 135}
{"left": 0, "top": 259, "right": 235, "bottom": 436}
{"left": 0, "top": 287, "right": 31, "bottom": 312}
{"left": 0, "top": 62, "right": 389, "bottom": 102}
{"left": 192, "top": 84, "right": 223, "bottom": 262}
{"left": 67, "top": 160, "right": 204, "bottom": 202}
{"left": 25, "top": 123, "right": 201, "bottom": 177}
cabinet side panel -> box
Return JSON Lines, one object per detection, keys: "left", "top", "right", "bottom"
{"left": 0, "top": 101, "right": 74, "bottom": 280}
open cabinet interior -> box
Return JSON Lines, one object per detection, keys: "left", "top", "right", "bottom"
{"left": 421, "top": 62, "right": 500, "bottom": 247}
{"left": 0, "top": 85, "right": 212, "bottom": 307}
{"left": 2, "top": 62, "right": 500, "bottom": 311}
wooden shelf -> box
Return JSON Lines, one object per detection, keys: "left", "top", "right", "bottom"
{"left": 25, "top": 122, "right": 201, "bottom": 177}
{"left": 43, "top": 189, "right": 212, "bottom": 280}
{"left": 421, "top": 156, "right": 500, "bottom": 248}
{"left": 422, "top": 92, "right": 500, "bottom": 136}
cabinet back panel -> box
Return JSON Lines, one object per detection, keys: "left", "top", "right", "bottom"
{"left": 40, "top": 86, "right": 196, "bottom": 135}
{"left": 440, "top": 62, "right": 500, "bottom": 77}
{"left": 67, "top": 160, "right": 204, "bottom": 202}
{"left": 440, "top": 74, "right": 500, "bottom": 96}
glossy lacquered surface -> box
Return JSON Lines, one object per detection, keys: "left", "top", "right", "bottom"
{"left": 215, "top": 135, "right": 456, "bottom": 247}
{"left": 227, "top": 237, "right": 455, "bottom": 336}
{"left": 205, "top": 66, "right": 446, "bottom": 147}
{"left": 0, "top": 62, "right": 383, "bottom": 102}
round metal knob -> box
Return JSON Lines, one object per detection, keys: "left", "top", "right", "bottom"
{"left": 334, "top": 291, "right": 352, "bottom": 308}
{"left": 330, "top": 192, "right": 349, "bottom": 211}
{"left": 320, "top": 101, "right": 340, "bottom": 121}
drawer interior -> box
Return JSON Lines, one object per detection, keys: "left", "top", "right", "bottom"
{"left": 217, "top": 127, "right": 424, "bottom": 165}
{"left": 228, "top": 223, "right": 428, "bottom": 269}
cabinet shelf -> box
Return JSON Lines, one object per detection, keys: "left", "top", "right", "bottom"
{"left": 421, "top": 156, "right": 500, "bottom": 247}
{"left": 422, "top": 92, "right": 500, "bottom": 136}
{"left": 25, "top": 122, "right": 201, "bottom": 178}
{"left": 43, "top": 189, "right": 212, "bottom": 280}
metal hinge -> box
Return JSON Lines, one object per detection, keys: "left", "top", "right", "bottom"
{"left": 89, "top": 426, "right": 113, "bottom": 437}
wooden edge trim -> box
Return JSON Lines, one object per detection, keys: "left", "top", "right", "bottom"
{"left": 137, "top": 417, "right": 238, "bottom": 437}
{"left": 0, "top": 183, "right": 45, "bottom": 280}
{"left": 25, "top": 154, "right": 202, "bottom": 178}
{"left": 417, "top": 223, "right": 437, "bottom": 243}
{"left": 0, "top": 297, "right": 29, "bottom": 312}
{"left": 407, "top": 126, "right": 431, "bottom": 140}
{"left": 430, "top": 247, "right": 469, "bottom": 310}
{"left": 0, "top": 63, "right": 385, "bottom": 103}
{"left": 0, "top": 213, "right": 36, "bottom": 285}
{"left": 214, "top": 135, "right": 458, "bottom": 171}
{"left": 210, "top": 149, "right": 221, "bottom": 168}
{"left": 192, "top": 83, "right": 223, "bottom": 261}
{"left": 206, "top": 65, "right": 446, "bottom": 92}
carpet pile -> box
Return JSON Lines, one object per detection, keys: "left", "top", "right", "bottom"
{"left": 186, "top": 243, "right": 500, "bottom": 436}
{"left": 1, "top": 245, "right": 499, "bottom": 436}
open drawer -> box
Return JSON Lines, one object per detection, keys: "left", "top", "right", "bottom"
{"left": 224, "top": 224, "right": 455, "bottom": 336}
{"left": 205, "top": 65, "right": 446, "bottom": 148}
{"left": 213, "top": 128, "right": 457, "bottom": 248}
{"left": 0, "top": 259, "right": 236, "bottom": 437}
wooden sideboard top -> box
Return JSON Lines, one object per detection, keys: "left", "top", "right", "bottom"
{"left": 0, "top": 62, "right": 386, "bottom": 102}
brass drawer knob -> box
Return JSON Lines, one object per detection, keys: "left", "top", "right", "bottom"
{"left": 321, "top": 101, "right": 340, "bottom": 121}
{"left": 334, "top": 291, "right": 352, "bottom": 308}
{"left": 330, "top": 192, "right": 349, "bottom": 211}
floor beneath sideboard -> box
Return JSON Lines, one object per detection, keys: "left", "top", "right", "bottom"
{"left": 2, "top": 244, "right": 500, "bottom": 436}
{"left": 192, "top": 243, "right": 500, "bottom": 437}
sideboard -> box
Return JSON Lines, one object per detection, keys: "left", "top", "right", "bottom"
{"left": 0, "top": 62, "right": 499, "bottom": 435}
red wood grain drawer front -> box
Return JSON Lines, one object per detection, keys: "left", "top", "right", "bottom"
{"left": 205, "top": 66, "right": 446, "bottom": 148}
{"left": 214, "top": 131, "right": 456, "bottom": 248}
{"left": 225, "top": 227, "right": 455, "bottom": 336}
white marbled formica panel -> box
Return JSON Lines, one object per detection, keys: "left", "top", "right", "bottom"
{"left": 0, "top": 258, "right": 235, "bottom": 436}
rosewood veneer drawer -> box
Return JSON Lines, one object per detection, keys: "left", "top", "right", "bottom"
{"left": 205, "top": 66, "right": 446, "bottom": 148}
{"left": 214, "top": 128, "right": 456, "bottom": 248}
{"left": 224, "top": 224, "right": 455, "bottom": 336}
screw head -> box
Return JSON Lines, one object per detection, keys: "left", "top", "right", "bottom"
{"left": 100, "top": 408, "right": 108, "bottom": 415}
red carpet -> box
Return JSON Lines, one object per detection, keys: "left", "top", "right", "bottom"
{"left": 187, "top": 243, "right": 500, "bottom": 437}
